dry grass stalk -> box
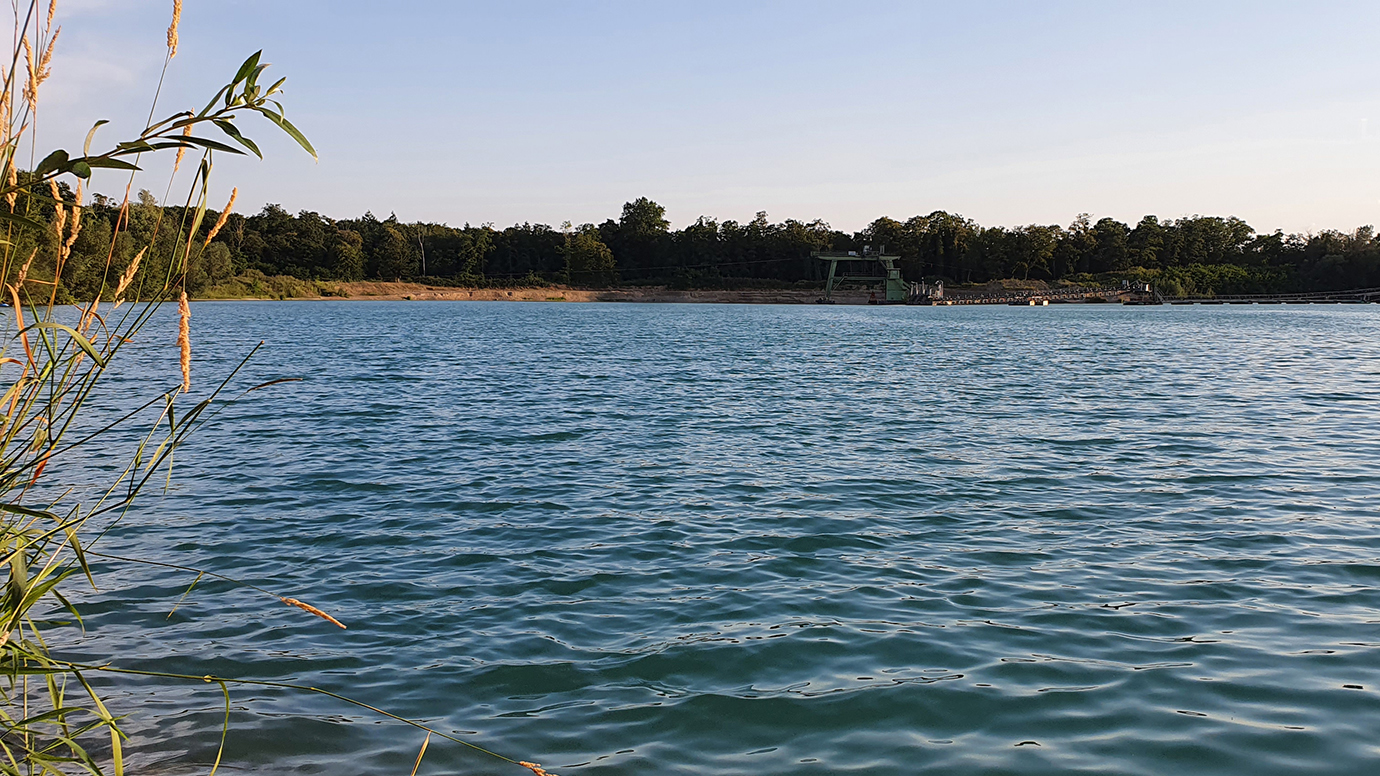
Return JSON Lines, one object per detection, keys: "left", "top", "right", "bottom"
{"left": 74, "top": 300, "right": 104, "bottom": 343}
{"left": 31, "top": 453, "right": 48, "bottom": 485}
{"left": 177, "top": 289, "right": 190, "bottom": 390}
{"left": 167, "top": 0, "right": 181, "bottom": 57}
{"left": 7, "top": 283, "right": 32, "bottom": 367}
{"left": 409, "top": 732, "right": 430, "bottom": 776}
{"left": 280, "top": 597, "right": 347, "bottom": 629}
{"left": 46, "top": 0, "right": 57, "bottom": 29}
{"left": 202, "top": 187, "right": 236, "bottom": 246}
{"left": 114, "top": 246, "right": 145, "bottom": 301}
{"left": 520, "top": 761, "right": 559, "bottom": 776}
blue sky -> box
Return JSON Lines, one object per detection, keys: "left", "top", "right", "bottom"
{"left": 35, "top": 0, "right": 1380, "bottom": 232}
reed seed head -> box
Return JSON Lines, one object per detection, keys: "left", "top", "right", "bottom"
{"left": 48, "top": 179, "right": 65, "bottom": 238}
{"left": 280, "top": 597, "right": 347, "bottom": 629}
{"left": 203, "top": 187, "right": 237, "bottom": 247}
{"left": 520, "top": 761, "right": 558, "bottom": 776}
{"left": 174, "top": 123, "right": 192, "bottom": 172}
{"left": 46, "top": 0, "right": 57, "bottom": 30}
{"left": 16, "top": 249, "right": 35, "bottom": 287}
{"left": 38, "top": 28, "right": 58, "bottom": 80}
{"left": 20, "top": 29, "right": 57, "bottom": 109}
{"left": 62, "top": 181, "right": 83, "bottom": 258}
{"left": 167, "top": 0, "right": 181, "bottom": 57}
{"left": 177, "top": 289, "right": 191, "bottom": 391}
{"left": 21, "top": 36, "right": 36, "bottom": 108}
{"left": 1, "top": 64, "right": 10, "bottom": 129}
{"left": 115, "top": 246, "right": 145, "bottom": 301}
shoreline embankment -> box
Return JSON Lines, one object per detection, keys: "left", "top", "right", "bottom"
{"left": 198, "top": 281, "right": 872, "bottom": 305}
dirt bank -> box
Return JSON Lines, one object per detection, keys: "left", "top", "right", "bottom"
{"left": 206, "top": 280, "right": 873, "bottom": 305}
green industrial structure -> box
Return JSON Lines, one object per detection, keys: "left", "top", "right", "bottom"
{"left": 813, "top": 249, "right": 909, "bottom": 303}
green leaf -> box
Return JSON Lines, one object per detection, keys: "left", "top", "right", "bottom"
{"left": 113, "top": 140, "right": 157, "bottom": 155}
{"left": 212, "top": 119, "right": 262, "bottom": 159}
{"left": 63, "top": 524, "right": 95, "bottom": 590}
{"left": 13, "top": 706, "right": 89, "bottom": 728}
{"left": 199, "top": 84, "right": 233, "bottom": 117}
{"left": 71, "top": 161, "right": 92, "bottom": 179}
{"left": 10, "top": 547, "right": 29, "bottom": 600}
{"left": 247, "top": 63, "right": 270, "bottom": 89}
{"left": 258, "top": 110, "right": 317, "bottom": 161}
{"left": 51, "top": 589, "right": 87, "bottom": 629}
{"left": 174, "top": 135, "right": 246, "bottom": 155}
{"left": 18, "top": 323, "right": 108, "bottom": 368}
{"left": 0, "top": 503, "right": 57, "bottom": 520}
{"left": 233, "top": 51, "right": 263, "bottom": 86}
{"left": 0, "top": 210, "right": 45, "bottom": 231}
{"left": 20, "top": 572, "right": 75, "bottom": 611}
{"left": 145, "top": 109, "right": 193, "bottom": 135}
{"left": 246, "top": 377, "right": 303, "bottom": 392}
{"left": 181, "top": 158, "right": 211, "bottom": 269}
{"left": 79, "top": 157, "right": 140, "bottom": 171}
{"left": 84, "top": 120, "right": 109, "bottom": 156}
{"left": 266, "top": 76, "right": 287, "bottom": 95}
{"left": 35, "top": 149, "right": 69, "bottom": 175}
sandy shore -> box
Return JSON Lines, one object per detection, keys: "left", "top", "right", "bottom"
{"left": 208, "top": 281, "right": 874, "bottom": 305}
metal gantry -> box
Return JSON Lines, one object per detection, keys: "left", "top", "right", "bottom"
{"left": 813, "top": 248, "right": 909, "bottom": 304}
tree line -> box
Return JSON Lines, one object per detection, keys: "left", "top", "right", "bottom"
{"left": 17, "top": 188, "right": 1380, "bottom": 300}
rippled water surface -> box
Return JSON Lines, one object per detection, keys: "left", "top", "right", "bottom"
{"left": 72, "top": 301, "right": 1380, "bottom": 774}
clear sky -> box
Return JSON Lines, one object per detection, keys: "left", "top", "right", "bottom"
{"left": 34, "top": 0, "right": 1380, "bottom": 233}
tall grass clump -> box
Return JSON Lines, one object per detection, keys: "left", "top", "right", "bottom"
{"left": 0, "top": 1, "right": 319, "bottom": 771}
{"left": 0, "top": 5, "right": 568, "bottom": 774}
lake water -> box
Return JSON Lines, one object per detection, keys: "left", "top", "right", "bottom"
{"left": 70, "top": 301, "right": 1380, "bottom": 775}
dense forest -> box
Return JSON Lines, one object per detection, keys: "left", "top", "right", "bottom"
{"left": 17, "top": 186, "right": 1380, "bottom": 300}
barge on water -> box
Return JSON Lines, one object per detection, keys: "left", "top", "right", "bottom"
{"left": 1122, "top": 282, "right": 1164, "bottom": 305}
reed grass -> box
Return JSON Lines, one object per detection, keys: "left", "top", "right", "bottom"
{"left": 0, "top": 1, "right": 325, "bottom": 773}
{"left": 0, "top": 4, "right": 562, "bottom": 773}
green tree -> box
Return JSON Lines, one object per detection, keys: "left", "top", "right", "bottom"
{"left": 917, "top": 211, "right": 978, "bottom": 281}
{"left": 1058, "top": 214, "right": 1096, "bottom": 274}
{"left": 613, "top": 196, "right": 670, "bottom": 276}
{"left": 621, "top": 196, "right": 669, "bottom": 236}
{"left": 331, "top": 229, "right": 366, "bottom": 280}
{"left": 456, "top": 225, "right": 494, "bottom": 279}
{"left": 376, "top": 224, "right": 416, "bottom": 279}
{"left": 1011, "top": 225, "right": 1058, "bottom": 279}
{"left": 564, "top": 226, "right": 617, "bottom": 284}
{"left": 1093, "top": 217, "right": 1131, "bottom": 271}
{"left": 1128, "top": 215, "right": 1165, "bottom": 269}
